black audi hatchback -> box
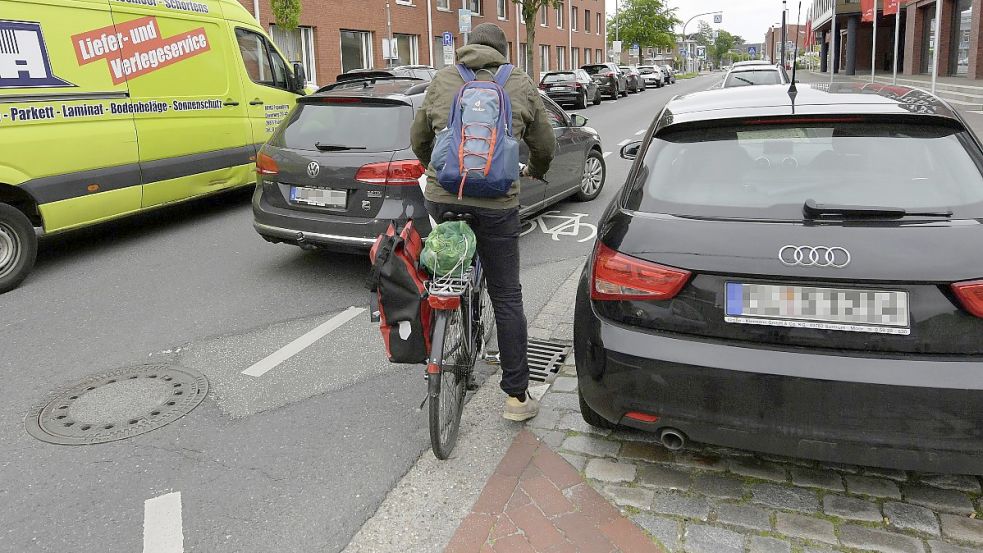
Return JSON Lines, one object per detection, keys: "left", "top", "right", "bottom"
{"left": 575, "top": 82, "right": 983, "bottom": 473}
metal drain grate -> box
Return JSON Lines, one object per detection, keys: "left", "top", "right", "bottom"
{"left": 528, "top": 340, "right": 571, "bottom": 383}
{"left": 26, "top": 364, "right": 208, "bottom": 445}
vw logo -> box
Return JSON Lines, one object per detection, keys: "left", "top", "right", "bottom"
{"left": 779, "top": 245, "right": 851, "bottom": 268}
{"left": 306, "top": 161, "right": 320, "bottom": 178}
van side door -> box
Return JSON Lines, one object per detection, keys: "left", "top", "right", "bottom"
{"left": 7, "top": 0, "right": 141, "bottom": 233}
{"left": 231, "top": 27, "right": 301, "bottom": 149}
{"left": 105, "top": 0, "right": 254, "bottom": 208}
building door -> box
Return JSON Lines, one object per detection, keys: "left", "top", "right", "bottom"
{"left": 921, "top": 4, "right": 936, "bottom": 74}
{"left": 953, "top": 0, "right": 973, "bottom": 76}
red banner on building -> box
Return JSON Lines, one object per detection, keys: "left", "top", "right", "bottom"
{"left": 804, "top": 18, "right": 813, "bottom": 49}
{"left": 884, "top": 0, "right": 900, "bottom": 16}
{"left": 861, "top": 0, "right": 875, "bottom": 22}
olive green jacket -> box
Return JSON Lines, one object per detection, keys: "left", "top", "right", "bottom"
{"left": 410, "top": 45, "right": 556, "bottom": 209}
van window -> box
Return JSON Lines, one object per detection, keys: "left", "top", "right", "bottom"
{"left": 236, "top": 29, "right": 290, "bottom": 90}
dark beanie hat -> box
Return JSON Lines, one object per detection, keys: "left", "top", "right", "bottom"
{"left": 468, "top": 23, "right": 509, "bottom": 58}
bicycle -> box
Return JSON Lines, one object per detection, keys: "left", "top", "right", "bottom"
{"left": 425, "top": 212, "right": 494, "bottom": 459}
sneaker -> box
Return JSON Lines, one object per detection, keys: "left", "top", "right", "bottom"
{"left": 503, "top": 396, "right": 540, "bottom": 422}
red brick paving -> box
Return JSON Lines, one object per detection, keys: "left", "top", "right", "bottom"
{"left": 445, "top": 430, "right": 665, "bottom": 553}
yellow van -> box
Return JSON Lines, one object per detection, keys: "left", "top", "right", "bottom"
{"left": 0, "top": 0, "right": 306, "bottom": 292}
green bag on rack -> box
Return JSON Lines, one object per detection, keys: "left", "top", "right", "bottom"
{"left": 421, "top": 221, "right": 477, "bottom": 278}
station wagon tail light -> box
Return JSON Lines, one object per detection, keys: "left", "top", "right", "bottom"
{"left": 355, "top": 160, "right": 426, "bottom": 186}
{"left": 591, "top": 243, "right": 690, "bottom": 301}
{"left": 256, "top": 153, "right": 279, "bottom": 175}
{"left": 952, "top": 280, "right": 983, "bottom": 318}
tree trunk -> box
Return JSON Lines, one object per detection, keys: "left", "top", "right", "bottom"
{"left": 524, "top": 14, "right": 536, "bottom": 77}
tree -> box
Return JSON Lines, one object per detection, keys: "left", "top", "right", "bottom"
{"left": 270, "top": 0, "right": 301, "bottom": 30}
{"left": 693, "top": 21, "right": 714, "bottom": 47}
{"left": 511, "top": 1, "right": 563, "bottom": 76}
{"left": 711, "top": 30, "right": 735, "bottom": 67}
{"left": 606, "top": 0, "right": 679, "bottom": 55}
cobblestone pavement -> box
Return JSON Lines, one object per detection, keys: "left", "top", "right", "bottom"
{"left": 531, "top": 364, "right": 983, "bottom": 553}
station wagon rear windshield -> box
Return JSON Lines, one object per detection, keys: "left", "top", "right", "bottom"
{"left": 278, "top": 102, "right": 413, "bottom": 152}
{"left": 625, "top": 121, "right": 983, "bottom": 219}
{"left": 725, "top": 69, "right": 782, "bottom": 86}
{"left": 582, "top": 65, "right": 610, "bottom": 75}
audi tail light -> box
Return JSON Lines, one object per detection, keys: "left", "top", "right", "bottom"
{"left": 355, "top": 160, "right": 425, "bottom": 186}
{"left": 256, "top": 152, "right": 279, "bottom": 175}
{"left": 952, "top": 280, "right": 983, "bottom": 318}
{"left": 591, "top": 243, "right": 691, "bottom": 301}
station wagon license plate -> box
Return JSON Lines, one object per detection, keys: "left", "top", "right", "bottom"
{"left": 290, "top": 186, "right": 346, "bottom": 208}
{"left": 724, "top": 282, "right": 910, "bottom": 335}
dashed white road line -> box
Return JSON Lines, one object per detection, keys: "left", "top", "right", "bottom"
{"left": 603, "top": 151, "right": 612, "bottom": 158}
{"left": 616, "top": 138, "right": 633, "bottom": 147}
{"left": 634, "top": 129, "right": 647, "bottom": 135}
{"left": 242, "top": 306, "right": 366, "bottom": 377}
{"left": 143, "top": 492, "right": 183, "bottom": 553}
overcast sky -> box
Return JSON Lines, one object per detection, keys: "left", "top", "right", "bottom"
{"left": 605, "top": 0, "right": 796, "bottom": 44}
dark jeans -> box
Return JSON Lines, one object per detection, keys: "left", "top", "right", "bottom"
{"left": 425, "top": 201, "right": 529, "bottom": 396}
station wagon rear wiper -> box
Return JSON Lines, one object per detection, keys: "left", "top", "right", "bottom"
{"left": 315, "top": 143, "right": 367, "bottom": 151}
{"left": 803, "top": 199, "right": 953, "bottom": 219}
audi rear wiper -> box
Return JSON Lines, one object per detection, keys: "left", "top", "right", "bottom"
{"left": 803, "top": 199, "right": 952, "bottom": 219}
{"left": 315, "top": 143, "right": 367, "bottom": 151}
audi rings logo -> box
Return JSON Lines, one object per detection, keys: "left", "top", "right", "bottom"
{"left": 779, "top": 245, "right": 851, "bottom": 268}
{"left": 307, "top": 162, "right": 320, "bottom": 178}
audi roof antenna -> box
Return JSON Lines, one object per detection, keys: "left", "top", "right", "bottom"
{"left": 788, "top": 0, "right": 802, "bottom": 108}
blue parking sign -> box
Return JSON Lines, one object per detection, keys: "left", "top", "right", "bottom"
{"left": 442, "top": 32, "right": 453, "bottom": 47}
{"left": 748, "top": 46, "right": 757, "bottom": 56}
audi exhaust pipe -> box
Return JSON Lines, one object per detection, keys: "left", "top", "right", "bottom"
{"left": 659, "top": 428, "right": 686, "bottom": 451}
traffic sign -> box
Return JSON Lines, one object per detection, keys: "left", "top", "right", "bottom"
{"left": 713, "top": 14, "right": 723, "bottom": 24}
{"left": 458, "top": 9, "right": 471, "bottom": 33}
{"left": 442, "top": 32, "right": 453, "bottom": 47}
{"left": 612, "top": 40, "right": 622, "bottom": 54}
{"left": 748, "top": 46, "right": 757, "bottom": 56}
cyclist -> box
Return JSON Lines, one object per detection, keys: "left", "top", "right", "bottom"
{"left": 410, "top": 23, "right": 556, "bottom": 422}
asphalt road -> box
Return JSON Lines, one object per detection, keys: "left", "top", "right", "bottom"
{"left": 0, "top": 73, "right": 717, "bottom": 553}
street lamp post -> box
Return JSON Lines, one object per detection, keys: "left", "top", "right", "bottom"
{"left": 681, "top": 11, "right": 722, "bottom": 74}
{"left": 781, "top": 0, "right": 787, "bottom": 67}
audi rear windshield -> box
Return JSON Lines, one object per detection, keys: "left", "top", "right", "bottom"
{"left": 278, "top": 102, "right": 413, "bottom": 152}
{"left": 624, "top": 121, "right": 983, "bottom": 219}
{"left": 543, "top": 73, "right": 576, "bottom": 83}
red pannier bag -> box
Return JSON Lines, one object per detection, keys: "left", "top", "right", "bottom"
{"left": 367, "top": 220, "right": 432, "bottom": 363}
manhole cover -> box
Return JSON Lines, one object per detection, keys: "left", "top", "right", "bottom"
{"left": 26, "top": 364, "right": 208, "bottom": 445}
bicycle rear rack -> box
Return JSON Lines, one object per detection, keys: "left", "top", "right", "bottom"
{"left": 427, "top": 267, "right": 473, "bottom": 297}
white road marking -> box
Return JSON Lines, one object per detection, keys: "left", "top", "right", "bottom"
{"left": 635, "top": 129, "right": 646, "bottom": 135}
{"left": 242, "top": 307, "right": 366, "bottom": 377}
{"left": 603, "top": 151, "right": 612, "bottom": 158}
{"left": 143, "top": 492, "right": 183, "bottom": 553}
{"left": 617, "top": 138, "right": 633, "bottom": 147}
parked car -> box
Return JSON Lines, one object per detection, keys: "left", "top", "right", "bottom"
{"left": 721, "top": 64, "right": 790, "bottom": 87}
{"left": 575, "top": 82, "right": 983, "bottom": 473}
{"left": 540, "top": 70, "right": 602, "bottom": 109}
{"left": 340, "top": 65, "right": 438, "bottom": 82}
{"left": 661, "top": 65, "right": 677, "bottom": 84}
{"left": 619, "top": 65, "right": 646, "bottom": 93}
{"left": 253, "top": 79, "right": 607, "bottom": 252}
{"left": 637, "top": 66, "right": 665, "bottom": 88}
{"left": 582, "top": 63, "right": 628, "bottom": 100}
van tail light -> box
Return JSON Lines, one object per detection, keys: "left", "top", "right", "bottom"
{"left": 952, "top": 280, "right": 983, "bottom": 318}
{"left": 355, "top": 160, "right": 425, "bottom": 186}
{"left": 591, "top": 243, "right": 691, "bottom": 301}
{"left": 256, "top": 152, "right": 279, "bottom": 175}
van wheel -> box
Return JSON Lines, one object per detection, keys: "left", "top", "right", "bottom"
{"left": 576, "top": 150, "right": 605, "bottom": 202}
{"left": 0, "top": 203, "right": 37, "bottom": 294}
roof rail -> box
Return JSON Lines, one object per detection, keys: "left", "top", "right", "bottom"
{"left": 317, "top": 76, "right": 424, "bottom": 93}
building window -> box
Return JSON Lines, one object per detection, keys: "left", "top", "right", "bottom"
{"left": 519, "top": 42, "right": 528, "bottom": 72}
{"left": 467, "top": 0, "right": 482, "bottom": 16}
{"left": 585, "top": 48, "right": 592, "bottom": 64}
{"left": 596, "top": 48, "right": 602, "bottom": 63}
{"left": 395, "top": 0, "right": 413, "bottom": 5}
{"left": 572, "top": 47, "right": 580, "bottom": 68}
{"left": 437, "top": 0, "right": 450, "bottom": 9}
{"left": 572, "top": 7, "right": 578, "bottom": 31}
{"left": 596, "top": 13, "right": 601, "bottom": 35}
{"left": 585, "top": 10, "right": 591, "bottom": 33}
{"left": 556, "top": 2, "right": 563, "bottom": 29}
{"left": 392, "top": 33, "right": 419, "bottom": 66}
{"left": 269, "top": 25, "right": 317, "bottom": 86}
{"left": 540, "top": 6, "right": 548, "bottom": 26}
{"left": 540, "top": 44, "right": 550, "bottom": 74}
{"left": 340, "top": 30, "right": 372, "bottom": 73}
{"left": 497, "top": 0, "right": 508, "bottom": 19}
{"left": 557, "top": 46, "right": 566, "bottom": 70}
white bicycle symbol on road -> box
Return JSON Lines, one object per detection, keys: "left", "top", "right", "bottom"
{"left": 520, "top": 211, "right": 597, "bottom": 243}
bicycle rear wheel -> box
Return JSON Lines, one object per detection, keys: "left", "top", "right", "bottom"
{"left": 429, "top": 306, "right": 469, "bottom": 459}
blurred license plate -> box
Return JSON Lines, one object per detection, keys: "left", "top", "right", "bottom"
{"left": 550, "top": 86, "right": 572, "bottom": 91}
{"left": 290, "top": 186, "right": 346, "bottom": 208}
{"left": 724, "top": 282, "right": 910, "bottom": 335}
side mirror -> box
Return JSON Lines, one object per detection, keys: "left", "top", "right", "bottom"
{"left": 291, "top": 63, "right": 307, "bottom": 94}
{"left": 620, "top": 140, "right": 642, "bottom": 160}
{"left": 571, "top": 114, "right": 588, "bottom": 127}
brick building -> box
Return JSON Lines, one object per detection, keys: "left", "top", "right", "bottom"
{"left": 764, "top": 23, "right": 808, "bottom": 64}
{"left": 238, "top": 0, "right": 608, "bottom": 87}
{"left": 809, "top": 0, "right": 983, "bottom": 79}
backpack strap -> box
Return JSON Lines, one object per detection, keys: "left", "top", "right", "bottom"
{"left": 492, "top": 64, "right": 514, "bottom": 88}
{"left": 456, "top": 64, "right": 477, "bottom": 82}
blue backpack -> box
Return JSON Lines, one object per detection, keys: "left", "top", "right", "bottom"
{"left": 431, "top": 64, "right": 520, "bottom": 199}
